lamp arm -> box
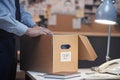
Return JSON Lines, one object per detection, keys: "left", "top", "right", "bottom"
{"left": 106, "top": 25, "right": 112, "bottom": 61}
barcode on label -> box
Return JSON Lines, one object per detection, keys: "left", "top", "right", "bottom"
{"left": 60, "top": 52, "right": 71, "bottom": 62}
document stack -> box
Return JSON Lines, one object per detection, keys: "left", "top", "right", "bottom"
{"left": 44, "top": 71, "right": 81, "bottom": 80}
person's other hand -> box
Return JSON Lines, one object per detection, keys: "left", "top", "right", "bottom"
{"left": 25, "top": 26, "right": 53, "bottom": 37}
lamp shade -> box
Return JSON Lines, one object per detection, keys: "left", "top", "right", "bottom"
{"left": 95, "top": 0, "right": 117, "bottom": 25}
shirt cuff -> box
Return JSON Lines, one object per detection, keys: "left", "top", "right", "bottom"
{"left": 14, "top": 22, "right": 28, "bottom": 36}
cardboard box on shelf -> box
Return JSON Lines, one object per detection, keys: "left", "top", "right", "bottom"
{"left": 48, "top": 14, "right": 76, "bottom": 31}
{"left": 78, "top": 35, "right": 97, "bottom": 61}
{"left": 20, "top": 34, "right": 78, "bottom": 73}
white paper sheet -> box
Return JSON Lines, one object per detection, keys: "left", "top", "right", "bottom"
{"left": 48, "top": 14, "right": 57, "bottom": 25}
{"left": 85, "top": 0, "right": 93, "bottom": 5}
{"left": 72, "top": 18, "right": 81, "bottom": 29}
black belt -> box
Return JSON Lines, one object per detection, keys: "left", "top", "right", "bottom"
{"left": 0, "top": 29, "right": 14, "bottom": 37}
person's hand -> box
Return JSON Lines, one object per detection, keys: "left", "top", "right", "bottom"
{"left": 25, "top": 26, "right": 53, "bottom": 37}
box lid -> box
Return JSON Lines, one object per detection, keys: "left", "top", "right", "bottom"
{"left": 78, "top": 35, "right": 97, "bottom": 61}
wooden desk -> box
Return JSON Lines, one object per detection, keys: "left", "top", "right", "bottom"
{"left": 25, "top": 68, "right": 120, "bottom": 80}
{"left": 53, "top": 31, "right": 120, "bottom": 37}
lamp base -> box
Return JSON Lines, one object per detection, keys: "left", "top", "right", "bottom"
{"left": 91, "top": 66, "right": 99, "bottom": 71}
{"left": 106, "top": 56, "right": 111, "bottom": 62}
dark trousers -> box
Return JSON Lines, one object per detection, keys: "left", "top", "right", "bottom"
{"left": 0, "top": 30, "right": 17, "bottom": 80}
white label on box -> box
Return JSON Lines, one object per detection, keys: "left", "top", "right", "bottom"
{"left": 60, "top": 52, "right": 71, "bottom": 62}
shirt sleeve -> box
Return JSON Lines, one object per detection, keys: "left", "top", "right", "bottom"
{"left": 20, "top": 4, "right": 36, "bottom": 27}
{"left": 0, "top": 13, "right": 28, "bottom": 36}
{"left": 0, "top": 3, "right": 36, "bottom": 36}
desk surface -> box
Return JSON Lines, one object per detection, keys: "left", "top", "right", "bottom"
{"left": 26, "top": 68, "right": 120, "bottom": 80}
{"left": 54, "top": 31, "right": 120, "bottom": 37}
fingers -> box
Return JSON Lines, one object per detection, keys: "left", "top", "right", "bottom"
{"left": 39, "top": 27, "right": 54, "bottom": 35}
{"left": 25, "top": 27, "right": 54, "bottom": 37}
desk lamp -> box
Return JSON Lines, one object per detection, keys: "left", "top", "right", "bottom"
{"left": 95, "top": 0, "right": 117, "bottom": 61}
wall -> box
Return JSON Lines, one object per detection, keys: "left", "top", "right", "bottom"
{"left": 48, "top": 14, "right": 120, "bottom": 35}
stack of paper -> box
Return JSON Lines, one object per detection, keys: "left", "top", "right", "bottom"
{"left": 44, "top": 71, "right": 81, "bottom": 79}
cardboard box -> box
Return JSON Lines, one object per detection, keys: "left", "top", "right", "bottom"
{"left": 20, "top": 35, "right": 78, "bottom": 73}
{"left": 78, "top": 35, "right": 97, "bottom": 61}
